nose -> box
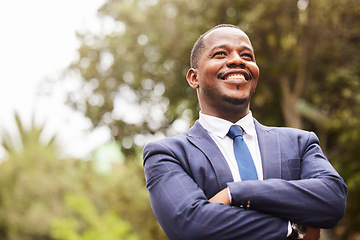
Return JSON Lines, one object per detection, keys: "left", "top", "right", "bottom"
{"left": 226, "top": 52, "right": 245, "bottom": 68}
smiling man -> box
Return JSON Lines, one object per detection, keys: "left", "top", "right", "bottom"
{"left": 143, "top": 24, "right": 347, "bottom": 240}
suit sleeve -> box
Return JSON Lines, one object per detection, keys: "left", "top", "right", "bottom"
{"left": 143, "top": 140, "right": 290, "bottom": 240}
{"left": 227, "top": 131, "right": 347, "bottom": 228}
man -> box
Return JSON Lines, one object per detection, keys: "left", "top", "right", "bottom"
{"left": 143, "top": 24, "right": 347, "bottom": 240}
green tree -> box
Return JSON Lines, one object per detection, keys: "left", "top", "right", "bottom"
{"left": 97, "top": 161, "right": 167, "bottom": 240}
{"left": 65, "top": 0, "right": 360, "bottom": 238}
{"left": 0, "top": 113, "right": 75, "bottom": 239}
{"left": 51, "top": 194, "right": 139, "bottom": 240}
{"left": 0, "top": 114, "right": 157, "bottom": 239}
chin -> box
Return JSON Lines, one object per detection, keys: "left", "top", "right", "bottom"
{"left": 223, "top": 96, "right": 247, "bottom": 105}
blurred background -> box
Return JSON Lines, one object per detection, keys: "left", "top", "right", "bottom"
{"left": 0, "top": 0, "right": 359, "bottom": 239}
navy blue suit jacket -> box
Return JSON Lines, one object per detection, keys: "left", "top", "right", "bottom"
{"left": 143, "top": 119, "right": 347, "bottom": 240}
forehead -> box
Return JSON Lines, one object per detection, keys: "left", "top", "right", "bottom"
{"left": 203, "top": 27, "right": 253, "bottom": 51}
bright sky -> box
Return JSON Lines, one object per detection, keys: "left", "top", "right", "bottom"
{"left": 0, "top": 0, "right": 110, "bottom": 159}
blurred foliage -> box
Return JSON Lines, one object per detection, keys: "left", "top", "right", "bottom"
{"left": 51, "top": 194, "right": 139, "bottom": 240}
{"left": 0, "top": 113, "right": 165, "bottom": 240}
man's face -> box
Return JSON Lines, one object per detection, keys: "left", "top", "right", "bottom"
{"left": 187, "top": 27, "right": 260, "bottom": 120}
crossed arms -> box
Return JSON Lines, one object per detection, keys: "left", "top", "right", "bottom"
{"left": 143, "top": 130, "right": 347, "bottom": 240}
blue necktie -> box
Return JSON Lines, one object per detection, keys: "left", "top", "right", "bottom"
{"left": 227, "top": 125, "right": 258, "bottom": 181}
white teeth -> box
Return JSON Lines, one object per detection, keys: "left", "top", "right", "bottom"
{"left": 225, "top": 74, "right": 245, "bottom": 80}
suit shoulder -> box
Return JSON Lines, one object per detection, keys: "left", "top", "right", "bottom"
{"left": 256, "top": 119, "right": 311, "bottom": 135}
{"left": 144, "top": 131, "right": 188, "bottom": 149}
{"left": 255, "top": 120, "right": 319, "bottom": 143}
{"left": 143, "top": 121, "right": 203, "bottom": 151}
{"left": 274, "top": 126, "right": 311, "bottom": 136}
{"left": 142, "top": 131, "right": 191, "bottom": 161}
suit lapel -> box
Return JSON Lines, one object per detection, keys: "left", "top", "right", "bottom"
{"left": 254, "top": 119, "right": 282, "bottom": 179}
{"left": 185, "top": 119, "right": 282, "bottom": 188}
{"left": 187, "top": 121, "right": 233, "bottom": 190}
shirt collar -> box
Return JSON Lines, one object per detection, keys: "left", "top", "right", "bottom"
{"left": 199, "top": 111, "right": 256, "bottom": 139}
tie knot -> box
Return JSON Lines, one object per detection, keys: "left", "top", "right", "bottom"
{"left": 227, "top": 125, "right": 244, "bottom": 139}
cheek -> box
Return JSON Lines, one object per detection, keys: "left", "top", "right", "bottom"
{"left": 251, "top": 79, "right": 258, "bottom": 92}
{"left": 200, "top": 60, "right": 223, "bottom": 74}
{"left": 249, "top": 64, "right": 259, "bottom": 92}
{"left": 198, "top": 65, "right": 221, "bottom": 84}
{"left": 250, "top": 63, "right": 260, "bottom": 79}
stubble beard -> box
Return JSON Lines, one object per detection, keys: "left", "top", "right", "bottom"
{"left": 202, "top": 83, "right": 248, "bottom": 106}
{"left": 223, "top": 95, "right": 247, "bottom": 105}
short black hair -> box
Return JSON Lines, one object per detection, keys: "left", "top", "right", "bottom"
{"left": 190, "top": 24, "right": 242, "bottom": 68}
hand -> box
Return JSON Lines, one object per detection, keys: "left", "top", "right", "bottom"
{"left": 303, "top": 226, "right": 321, "bottom": 240}
{"left": 209, "top": 187, "right": 230, "bottom": 205}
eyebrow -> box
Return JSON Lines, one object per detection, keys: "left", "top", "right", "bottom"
{"left": 210, "top": 44, "right": 254, "bottom": 52}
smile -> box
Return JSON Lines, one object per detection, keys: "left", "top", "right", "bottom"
{"left": 225, "top": 73, "right": 245, "bottom": 80}
{"left": 219, "top": 71, "right": 251, "bottom": 81}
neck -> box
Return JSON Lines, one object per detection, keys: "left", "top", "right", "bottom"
{"left": 201, "top": 105, "right": 250, "bottom": 123}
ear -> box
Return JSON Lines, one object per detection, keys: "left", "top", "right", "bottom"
{"left": 186, "top": 68, "right": 199, "bottom": 89}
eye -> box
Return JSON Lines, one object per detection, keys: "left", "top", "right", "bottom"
{"left": 212, "top": 51, "right": 227, "bottom": 58}
{"left": 241, "top": 53, "right": 253, "bottom": 61}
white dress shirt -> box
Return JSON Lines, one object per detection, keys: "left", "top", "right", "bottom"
{"left": 199, "top": 111, "right": 263, "bottom": 181}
